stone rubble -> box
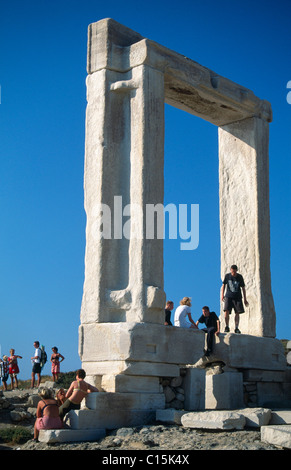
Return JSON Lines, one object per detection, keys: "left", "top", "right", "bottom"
{"left": 0, "top": 388, "right": 290, "bottom": 450}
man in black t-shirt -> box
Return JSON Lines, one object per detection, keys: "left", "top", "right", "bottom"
{"left": 221, "top": 265, "right": 249, "bottom": 334}
{"left": 196, "top": 306, "right": 220, "bottom": 357}
{"left": 164, "top": 300, "right": 174, "bottom": 326}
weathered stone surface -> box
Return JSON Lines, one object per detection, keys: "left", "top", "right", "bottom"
{"left": 183, "top": 367, "right": 205, "bottom": 411}
{"left": 156, "top": 408, "right": 186, "bottom": 425}
{"left": 163, "top": 386, "right": 176, "bottom": 403}
{"left": 38, "top": 428, "right": 106, "bottom": 443}
{"left": 156, "top": 407, "right": 271, "bottom": 428}
{"left": 101, "top": 374, "right": 161, "bottom": 393}
{"left": 270, "top": 410, "right": 291, "bottom": 425}
{"left": 243, "top": 369, "right": 287, "bottom": 382}
{"left": 181, "top": 411, "right": 246, "bottom": 430}
{"left": 257, "top": 382, "right": 291, "bottom": 408}
{"left": 27, "top": 394, "right": 41, "bottom": 407}
{"left": 10, "top": 410, "right": 32, "bottom": 422}
{"left": 83, "top": 361, "right": 180, "bottom": 378}
{"left": 219, "top": 117, "right": 275, "bottom": 337}
{"left": 206, "top": 372, "right": 244, "bottom": 410}
{"left": 83, "top": 391, "right": 165, "bottom": 411}
{"left": 80, "top": 322, "right": 205, "bottom": 366}
{"left": 67, "top": 408, "right": 156, "bottom": 430}
{"left": 236, "top": 408, "right": 271, "bottom": 428}
{"left": 261, "top": 425, "right": 291, "bottom": 449}
{"left": 87, "top": 19, "right": 272, "bottom": 125}
{"left": 200, "top": 333, "right": 286, "bottom": 371}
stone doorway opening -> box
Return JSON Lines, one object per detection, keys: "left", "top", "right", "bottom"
{"left": 164, "top": 104, "right": 220, "bottom": 325}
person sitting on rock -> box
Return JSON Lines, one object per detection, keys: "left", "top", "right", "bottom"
{"left": 196, "top": 306, "right": 220, "bottom": 356}
{"left": 174, "top": 297, "right": 198, "bottom": 329}
{"left": 55, "top": 388, "right": 66, "bottom": 406}
{"left": 34, "top": 387, "right": 63, "bottom": 441}
{"left": 59, "top": 369, "right": 99, "bottom": 420}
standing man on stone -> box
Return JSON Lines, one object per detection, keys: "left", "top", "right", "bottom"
{"left": 31, "top": 341, "right": 42, "bottom": 388}
{"left": 221, "top": 265, "right": 249, "bottom": 334}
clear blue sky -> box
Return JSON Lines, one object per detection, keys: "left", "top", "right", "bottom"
{"left": 0, "top": 0, "right": 290, "bottom": 380}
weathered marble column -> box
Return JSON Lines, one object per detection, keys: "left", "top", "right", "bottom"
{"left": 219, "top": 117, "right": 276, "bottom": 337}
{"left": 80, "top": 24, "right": 166, "bottom": 327}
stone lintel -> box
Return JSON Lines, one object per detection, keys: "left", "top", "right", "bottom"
{"left": 87, "top": 18, "right": 272, "bottom": 126}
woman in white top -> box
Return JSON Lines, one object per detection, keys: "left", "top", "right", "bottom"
{"left": 174, "top": 297, "right": 198, "bottom": 329}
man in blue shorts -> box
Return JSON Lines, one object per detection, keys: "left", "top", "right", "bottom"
{"left": 221, "top": 265, "right": 249, "bottom": 334}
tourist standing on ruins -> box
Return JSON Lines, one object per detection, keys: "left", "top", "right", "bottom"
{"left": 59, "top": 369, "right": 99, "bottom": 420}
{"left": 51, "top": 347, "right": 65, "bottom": 382}
{"left": 31, "top": 341, "right": 42, "bottom": 388}
{"left": 221, "top": 265, "right": 249, "bottom": 334}
{"left": 8, "top": 349, "right": 22, "bottom": 390}
{"left": 0, "top": 355, "right": 9, "bottom": 391}
{"left": 196, "top": 306, "right": 220, "bottom": 356}
{"left": 164, "top": 300, "right": 174, "bottom": 326}
{"left": 174, "top": 297, "right": 198, "bottom": 329}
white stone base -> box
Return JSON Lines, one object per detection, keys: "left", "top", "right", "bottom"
{"left": 156, "top": 407, "right": 271, "bottom": 428}
{"left": 67, "top": 408, "right": 156, "bottom": 430}
{"left": 38, "top": 428, "right": 106, "bottom": 443}
{"left": 181, "top": 410, "right": 246, "bottom": 430}
{"left": 261, "top": 425, "right": 291, "bottom": 449}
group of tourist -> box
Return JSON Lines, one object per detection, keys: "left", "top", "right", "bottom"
{"left": 0, "top": 341, "right": 65, "bottom": 391}
{"left": 0, "top": 346, "right": 99, "bottom": 441}
{"left": 33, "top": 368, "right": 99, "bottom": 441}
{"left": 164, "top": 265, "right": 249, "bottom": 356}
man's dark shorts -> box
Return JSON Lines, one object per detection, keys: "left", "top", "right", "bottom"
{"left": 32, "top": 363, "right": 41, "bottom": 374}
{"left": 223, "top": 297, "right": 244, "bottom": 314}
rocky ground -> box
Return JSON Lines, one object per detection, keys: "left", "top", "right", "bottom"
{"left": 0, "top": 388, "right": 284, "bottom": 451}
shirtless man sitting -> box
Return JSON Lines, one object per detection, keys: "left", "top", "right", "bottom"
{"left": 59, "top": 368, "right": 99, "bottom": 420}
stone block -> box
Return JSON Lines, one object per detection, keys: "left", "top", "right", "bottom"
{"left": 101, "top": 374, "right": 161, "bottom": 393}
{"left": 209, "top": 334, "right": 286, "bottom": 371}
{"left": 38, "top": 428, "right": 106, "bottom": 443}
{"left": 80, "top": 322, "right": 205, "bottom": 366}
{"left": 242, "top": 369, "right": 287, "bottom": 383}
{"left": 83, "top": 360, "right": 180, "bottom": 377}
{"left": 257, "top": 382, "right": 291, "bottom": 408}
{"left": 206, "top": 372, "right": 244, "bottom": 410}
{"left": 270, "top": 410, "right": 291, "bottom": 425}
{"left": 84, "top": 391, "right": 165, "bottom": 411}
{"left": 181, "top": 411, "right": 246, "bottom": 430}
{"left": 183, "top": 368, "right": 205, "bottom": 411}
{"left": 27, "top": 394, "right": 41, "bottom": 407}
{"left": 164, "top": 386, "right": 176, "bottom": 403}
{"left": 67, "top": 408, "right": 155, "bottom": 430}
{"left": 156, "top": 408, "right": 186, "bottom": 425}
{"left": 236, "top": 408, "right": 271, "bottom": 428}
{"left": 261, "top": 425, "right": 291, "bottom": 449}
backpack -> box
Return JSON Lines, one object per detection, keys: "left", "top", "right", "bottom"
{"left": 40, "top": 345, "right": 47, "bottom": 369}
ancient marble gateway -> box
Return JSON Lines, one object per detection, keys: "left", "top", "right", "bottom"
{"left": 77, "top": 20, "right": 285, "bottom": 425}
